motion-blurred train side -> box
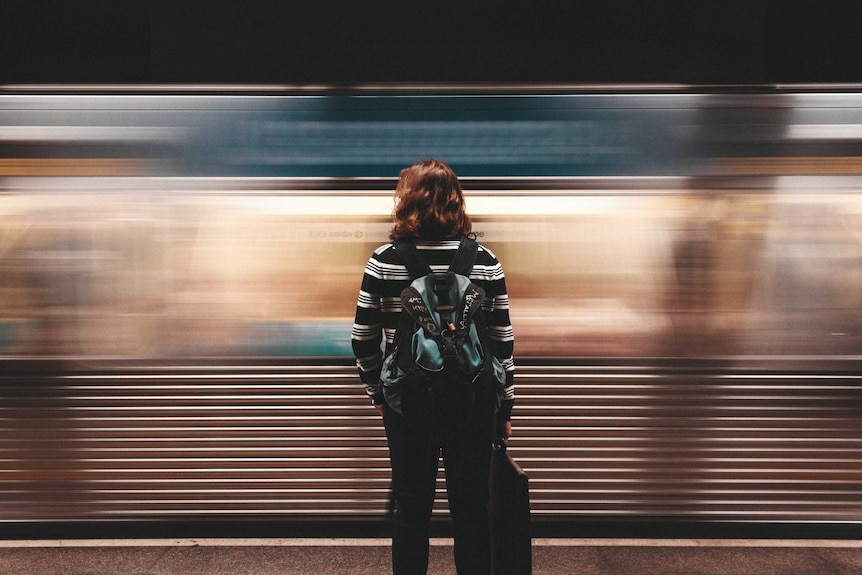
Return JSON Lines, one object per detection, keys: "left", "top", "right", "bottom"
{"left": 1, "top": 87, "right": 861, "bottom": 528}
{"left": 3, "top": 87, "right": 861, "bottom": 359}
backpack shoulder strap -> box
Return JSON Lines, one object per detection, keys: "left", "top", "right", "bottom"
{"left": 393, "top": 236, "right": 478, "bottom": 279}
{"left": 449, "top": 236, "right": 479, "bottom": 276}
{"left": 392, "top": 239, "right": 432, "bottom": 280}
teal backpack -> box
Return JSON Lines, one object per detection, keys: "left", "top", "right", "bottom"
{"left": 380, "top": 236, "right": 506, "bottom": 415}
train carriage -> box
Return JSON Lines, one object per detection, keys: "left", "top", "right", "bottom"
{"left": 2, "top": 86, "right": 862, "bottom": 531}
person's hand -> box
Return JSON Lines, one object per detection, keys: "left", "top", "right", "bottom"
{"left": 374, "top": 403, "right": 386, "bottom": 417}
{"left": 502, "top": 420, "right": 512, "bottom": 440}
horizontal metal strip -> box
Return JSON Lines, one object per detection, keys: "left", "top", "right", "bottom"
{"left": 4, "top": 453, "right": 858, "bottom": 465}
{"left": 519, "top": 392, "right": 862, "bottom": 399}
{"left": 528, "top": 499, "right": 862, "bottom": 508}
{"left": 6, "top": 448, "right": 859, "bottom": 459}
{"left": 0, "top": 425, "right": 386, "bottom": 431}
{"left": 8, "top": 487, "right": 852, "bottom": 498}
{"left": 0, "top": 510, "right": 387, "bottom": 517}
{"left": 17, "top": 381, "right": 663, "bottom": 390}
{"left": 0, "top": 435, "right": 387, "bottom": 442}
{"left": 1, "top": 416, "right": 384, "bottom": 422}
{"left": 0, "top": 445, "right": 391, "bottom": 453}
{"left": 2, "top": 465, "right": 393, "bottom": 474}
{"left": 12, "top": 395, "right": 857, "bottom": 405}
{"left": 510, "top": 432, "right": 862, "bottom": 441}
{"left": 3, "top": 500, "right": 392, "bottom": 509}
{"left": 526, "top": 511, "right": 862, "bottom": 519}
{"left": 0, "top": 495, "right": 393, "bottom": 506}
{"left": 5, "top": 502, "right": 857, "bottom": 514}
{"left": 5, "top": 471, "right": 859, "bottom": 482}
{"left": 520, "top": 473, "right": 862, "bottom": 482}
{"left": 0, "top": 435, "right": 387, "bottom": 443}
{"left": 38, "top": 404, "right": 839, "bottom": 414}
{"left": 57, "top": 374, "right": 359, "bottom": 380}
{"left": 528, "top": 476, "right": 862, "bottom": 485}
{"left": 2, "top": 440, "right": 855, "bottom": 450}
{"left": 1, "top": 468, "right": 393, "bottom": 475}
{"left": 30, "top": 389, "right": 367, "bottom": 397}
{"left": 107, "top": 504, "right": 832, "bottom": 513}
{"left": 0, "top": 500, "right": 391, "bottom": 511}
{"left": 21, "top": 393, "right": 376, "bottom": 399}
{"left": 2, "top": 408, "right": 382, "bottom": 415}
{"left": 527, "top": 487, "right": 862, "bottom": 496}
{"left": 0, "top": 508, "right": 374, "bottom": 516}
{"left": 0, "top": 485, "right": 389, "bottom": 499}
{"left": 5, "top": 507, "right": 860, "bottom": 519}
{"left": 4, "top": 416, "right": 857, "bottom": 426}
{"left": 514, "top": 417, "right": 862, "bottom": 425}
{"left": 9, "top": 474, "right": 860, "bottom": 486}
{"left": 509, "top": 447, "right": 862, "bottom": 455}
{"left": 1, "top": 478, "right": 394, "bottom": 486}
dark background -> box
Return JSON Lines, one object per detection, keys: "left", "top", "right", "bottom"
{"left": 1, "top": 0, "right": 861, "bottom": 85}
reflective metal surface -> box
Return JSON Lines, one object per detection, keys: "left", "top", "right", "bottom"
{"left": 3, "top": 359, "right": 861, "bottom": 522}
{"left": 2, "top": 86, "right": 862, "bottom": 524}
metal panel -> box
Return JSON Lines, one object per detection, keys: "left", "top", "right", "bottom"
{"left": 2, "top": 360, "right": 862, "bottom": 523}
{"left": 516, "top": 363, "right": 862, "bottom": 522}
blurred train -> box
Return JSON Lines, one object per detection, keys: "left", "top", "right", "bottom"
{"left": 1, "top": 86, "right": 861, "bottom": 531}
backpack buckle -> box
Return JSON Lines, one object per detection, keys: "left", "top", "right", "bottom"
{"left": 440, "top": 327, "right": 458, "bottom": 360}
{"left": 433, "top": 273, "right": 451, "bottom": 298}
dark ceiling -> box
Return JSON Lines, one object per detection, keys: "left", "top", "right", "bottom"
{"left": 2, "top": 1, "right": 860, "bottom": 85}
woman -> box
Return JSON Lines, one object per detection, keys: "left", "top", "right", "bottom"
{"left": 352, "top": 159, "right": 515, "bottom": 575}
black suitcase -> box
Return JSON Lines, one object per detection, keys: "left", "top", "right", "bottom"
{"left": 489, "top": 440, "right": 532, "bottom": 575}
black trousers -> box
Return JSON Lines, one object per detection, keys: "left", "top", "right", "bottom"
{"left": 384, "top": 381, "right": 495, "bottom": 575}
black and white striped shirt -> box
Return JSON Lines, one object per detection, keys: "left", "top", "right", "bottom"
{"left": 352, "top": 239, "right": 515, "bottom": 418}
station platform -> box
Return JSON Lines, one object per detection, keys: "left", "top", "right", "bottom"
{"left": 1, "top": 537, "right": 861, "bottom": 575}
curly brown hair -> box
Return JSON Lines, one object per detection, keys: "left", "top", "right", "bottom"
{"left": 390, "top": 159, "right": 472, "bottom": 240}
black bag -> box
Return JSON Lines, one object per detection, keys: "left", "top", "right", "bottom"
{"left": 489, "top": 439, "right": 532, "bottom": 575}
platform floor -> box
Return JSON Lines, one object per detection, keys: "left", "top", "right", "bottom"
{"left": 1, "top": 538, "right": 862, "bottom": 575}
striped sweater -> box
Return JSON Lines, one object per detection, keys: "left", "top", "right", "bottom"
{"left": 352, "top": 239, "right": 515, "bottom": 419}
